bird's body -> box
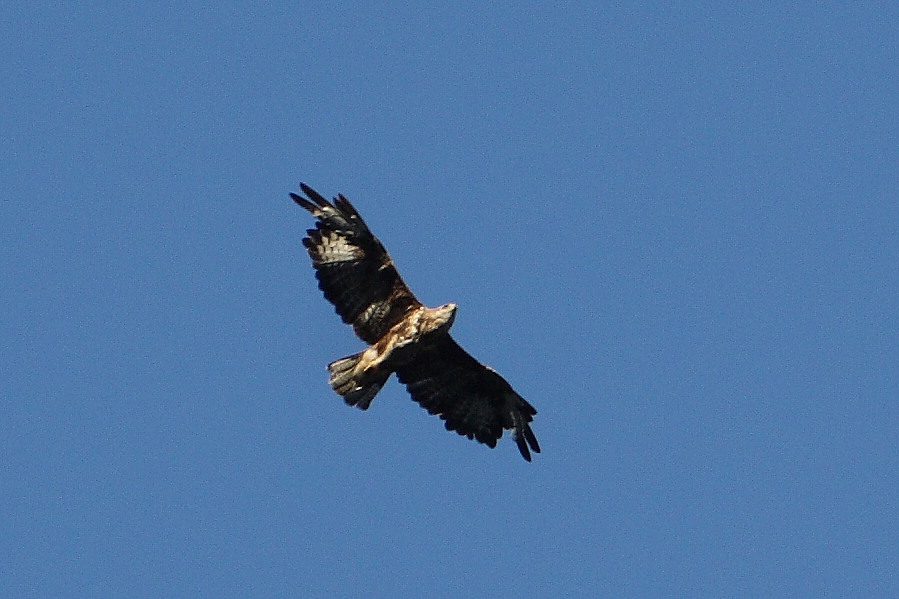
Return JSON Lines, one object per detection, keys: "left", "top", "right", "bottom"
{"left": 292, "top": 184, "right": 540, "bottom": 461}
{"left": 327, "top": 302, "right": 457, "bottom": 409}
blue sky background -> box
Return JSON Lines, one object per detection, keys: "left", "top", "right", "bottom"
{"left": 3, "top": 3, "right": 898, "bottom": 597}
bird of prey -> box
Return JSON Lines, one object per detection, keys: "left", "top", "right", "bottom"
{"left": 291, "top": 184, "right": 540, "bottom": 461}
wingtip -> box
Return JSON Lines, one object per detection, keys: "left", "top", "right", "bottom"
{"left": 513, "top": 424, "right": 540, "bottom": 461}
{"left": 525, "top": 426, "right": 541, "bottom": 455}
{"left": 290, "top": 191, "right": 317, "bottom": 213}
{"left": 297, "top": 183, "right": 331, "bottom": 207}
{"left": 515, "top": 433, "right": 533, "bottom": 462}
{"left": 334, "top": 193, "right": 362, "bottom": 220}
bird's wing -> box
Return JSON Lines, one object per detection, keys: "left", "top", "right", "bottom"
{"left": 292, "top": 183, "right": 421, "bottom": 345}
{"left": 395, "top": 335, "right": 540, "bottom": 461}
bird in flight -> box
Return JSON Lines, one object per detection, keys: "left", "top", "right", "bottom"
{"left": 291, "top": 184, "right": 540, "bottom": 461}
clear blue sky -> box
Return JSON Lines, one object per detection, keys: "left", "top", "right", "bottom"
{"left": 3, "top": 4, "right": 897, "bottom": 598}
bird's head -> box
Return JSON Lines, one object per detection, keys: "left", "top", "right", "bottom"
{"left": 429, "top": 302, "right": 457, "bottom": 332}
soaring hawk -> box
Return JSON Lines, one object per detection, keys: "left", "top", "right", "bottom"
{"left": 292, "top": 184, "right": 540, "bottom": 461}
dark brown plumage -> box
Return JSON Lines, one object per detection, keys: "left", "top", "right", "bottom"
{"left": 291, "top": 183, "right": 540, "bottom": 461}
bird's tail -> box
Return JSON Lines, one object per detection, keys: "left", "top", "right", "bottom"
{"left": 327, "top": 352, "right": 390, "bottom": 410}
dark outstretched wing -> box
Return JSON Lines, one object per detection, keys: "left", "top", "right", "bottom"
{"left": 395, "top": 336, "right": 541, "bottom": 461}
{"left": 291, "top": 183, "right": 421, "bottom": 344}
